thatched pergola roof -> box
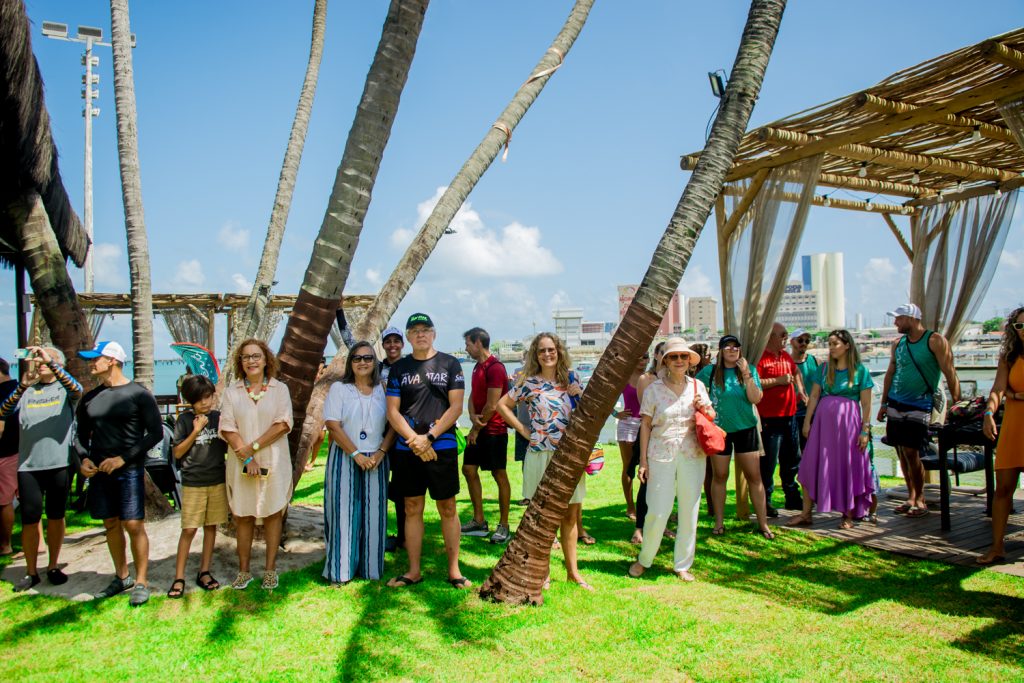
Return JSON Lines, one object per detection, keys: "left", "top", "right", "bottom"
{"left": 0, "top": 0, "right": 90, "bottom": 268}
{"left": 681, "top": 27, "right": 1024, "bottom": 216}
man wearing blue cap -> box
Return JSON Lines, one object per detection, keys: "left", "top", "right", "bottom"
{"left": 74, "top": 341, "right": 163, "bottom": 606}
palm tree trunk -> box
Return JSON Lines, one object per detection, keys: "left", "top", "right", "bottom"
{"left": 277, "top": 0, "right": 429, "bottom": 482}
{"left": 109, "top": 0, "right": 154, "bottom": 390}
{"left": 9, "top": 191, "right": 95, "bottom": 386}
{"left": 228, "top": 0, "right": 329, "bottom": 372}
{"left": 481, "top": 0, "right": 788, "bottom": 605}
{"left": 290, "top": 0, "right": 595, "bottom": 473}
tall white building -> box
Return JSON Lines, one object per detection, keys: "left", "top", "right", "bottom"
{"left": 802, "top": 252, "right": 845, "bottom": 328}
{"left": 552, "top": 308, "right": 584, "bottom": 348}
{"left": 687, "top": 297, "right": 718, "bottom": 335}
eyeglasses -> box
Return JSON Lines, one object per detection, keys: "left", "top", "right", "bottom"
{"left": 795, "top": 338, "right": 810, "bottom": 344}
{"left": 240, "top": 354, "right": 264, "bottom": 362}
{"left": 537, "top": 348, "right": 558, "bottom": 356}
{"left": 664, "top": 353, "right": 689, "bottom": 362}
{"left": 351, "top": 354, "right": 375, "bottom": 363}
{"left": 1012, "top": 322, "right": 1024, "bottom": 331}
{"left": 722, "top": 345, "right": 741, "bottom": 351}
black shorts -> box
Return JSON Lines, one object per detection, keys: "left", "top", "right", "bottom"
{"left": 885, "top": 401, "right": 931, "bottom": 451}
{"left": 719, "top": 426, "right": 760, "bottom": 456}
{"left": 463, "top": 430, "right": 508, "bottom": 471}
{"left": 17, "top": 467, "right": 70, "bottom": 525}
{"left": 88, "top": 463, "right": 145, "bottom": 521}
{"left": 391, "top": 447, "right": 459, "bottom": 501}
{"left": 514, "top": 433, "right": 529, "bottom": 463}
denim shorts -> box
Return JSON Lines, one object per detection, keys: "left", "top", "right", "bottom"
{"left": 88, "top": 463, "right": 145, "bottom": 521}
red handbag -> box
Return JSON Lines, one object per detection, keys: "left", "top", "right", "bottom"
{"left": 692, "top": 377, "right": 726, "bottom": 455}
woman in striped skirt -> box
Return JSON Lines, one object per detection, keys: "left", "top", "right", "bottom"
{"left": 322, "top": 341, "right": 396, "bottom": 584}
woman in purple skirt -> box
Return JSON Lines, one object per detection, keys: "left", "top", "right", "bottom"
{"left": 787, "top": 329, "right": 875, "bottom": 529}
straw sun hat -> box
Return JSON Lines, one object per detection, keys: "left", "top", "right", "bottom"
{"left": 657, "top": 337, "right": 701, "bottom": 369}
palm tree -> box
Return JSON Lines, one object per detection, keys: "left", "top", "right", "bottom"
{"left": 290, "top": 0, "right": 595, "bottom": 471}
{"left": 230, "top": 0, "right": 329, "bottom": 359}
{"left": 276, "top": 0, "right": 429, "bottom": 476}
{"left": 12, "top": 192, "right": 94, "bottom": 383}
{"left": 109, "top": 0, "right": 154, "bottom": 390}
{"left": 480, "top": 0, "right": 789, "bottom": 605}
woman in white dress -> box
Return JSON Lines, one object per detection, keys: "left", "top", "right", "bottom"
{"left": 219, "top": 338, "right": 293, "bottom": 591}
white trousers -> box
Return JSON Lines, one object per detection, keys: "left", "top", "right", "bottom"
{"left": 638, "top": 454, "right": 706, "bottom": 572}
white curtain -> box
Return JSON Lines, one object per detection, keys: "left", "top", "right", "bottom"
{"left": 911, "top": 189, "right": 1018, "bottom": 345}
{"left": 720, "top": 153, "right": 823, "bottom": 361}
{"left": 162, "top": 306, "right": 210, "bottom": 347}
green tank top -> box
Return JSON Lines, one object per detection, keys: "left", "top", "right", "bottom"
{"left": 889, "top": 330, "right": 941, "bottom": 411}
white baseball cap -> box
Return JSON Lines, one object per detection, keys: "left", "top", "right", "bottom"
{"left": 381, "top": 327, "right": 403, "bottom": 341}
{"left": 78, "top": 340, "right": 128, "bottom": 363}
{"left": 789, "top": 328, "right": 809, "bottom": 340}
{"left": 886, "top": 303, "right": 922, "bottom": 319}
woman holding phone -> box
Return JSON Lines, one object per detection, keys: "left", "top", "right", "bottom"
{"left": 219, "top": 339, "right": 293, "bottom": 591}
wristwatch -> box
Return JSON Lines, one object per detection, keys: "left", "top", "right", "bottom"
{"left": 426, "top": 433, "right": 436, "bottom": 443}
{"left": 251, "top": 441, "right": 261, "bottom": 452}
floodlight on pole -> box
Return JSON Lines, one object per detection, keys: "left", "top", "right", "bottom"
{"left": 708, "top": 70, "right": 727, "bottom": 99}
{"left": 42, "top": 20, "right": 135, "bottom": 292}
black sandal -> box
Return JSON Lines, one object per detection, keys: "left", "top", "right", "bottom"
{"left": 167, "top": 578, "right": 186, "bottom": 599}
{"left": 196, "top": 570, "right": 220, "bottom": 591}
{"left": 752, "top": 527, "right": 775, "bottom": 540}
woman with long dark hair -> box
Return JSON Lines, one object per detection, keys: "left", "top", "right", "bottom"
{"left": 787, "top": 329, "right": 874, "bottom": 529}
{"left": 496, "top": 332, "right": 591, "bottom": 590}
{"left": 322, "top": 342, "right": 396, "bottom": 583}
{"left": 979, "top": 306, "right": 1024, "bottom": 565}
{"left": 695, "top": 335, "right": 773, "bottom": 539}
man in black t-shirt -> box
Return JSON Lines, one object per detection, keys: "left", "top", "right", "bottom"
{"left": 385, "top": 313, "right": 469, "bottom": 589}
{"left": 75, "top": 341, "right": 163, "bottom": 606}
{"left": 379, "top": 326, "right": 406, "bottom": 553}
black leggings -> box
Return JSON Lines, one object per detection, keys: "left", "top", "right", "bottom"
{"left": 17, "top": 467, "right": 70, "bottom": 525}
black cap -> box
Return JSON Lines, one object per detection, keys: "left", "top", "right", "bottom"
{"left": 406, "top": 312, "right": 434, "bottom": 329}
{"left": 718, "top": 334, "right": 741, "bottom": 349}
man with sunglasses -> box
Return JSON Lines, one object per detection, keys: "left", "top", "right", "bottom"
{"left": 789, "top": 329, "right": 819, "bottom": 455}
{"left": 877, "top": 303, "right": 960, "bottom": 518}
{"left": 757, "top": 323, "right": 807, "bottom": 515}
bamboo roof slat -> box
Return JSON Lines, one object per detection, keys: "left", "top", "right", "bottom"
{"left": 682, "top": 29, "right": 1024, "bottom": 212}
{"left": 29, "top": 293, "right": 377, "bottom": 314}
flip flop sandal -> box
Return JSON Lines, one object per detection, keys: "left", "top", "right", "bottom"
{"left": 893, "top": 503, "right": 913, "bottom": 514}
{"left": 975, "top": 554, "right": 1006, "bottom": 566}
{"left": 906, "top": 506, "right": 930, "bottom": 518}
{"left": 447, "top": 576, "right": 472, "bottom": 590}
{"left": 752, "top": 527, "right": 775, "bottom": 540}
{"left": 196, "top": 571, "right": 220, "bottom": 591}
{"left": 711, "top": 526, "right": 726, "bottom": 536}
{"left": 167, "top": 578, "right": 186, "bottom": 599}
{"left": 387, "top": 575, "right": 423, "bottom": 588}
{"left": 580, "top": 533, "right": 596, "bottom": 545}
{"left": 575, "top": 580, "right": 595, "bottom": 591}
{"left": 628, "top": 562, "right": 645, "bottom": 578}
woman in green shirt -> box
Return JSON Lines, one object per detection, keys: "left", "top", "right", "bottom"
{"left": 696, "top": 335, "right": 773, "bottom": 539}
{"left": 788, "top": 329, "right": 875, "bottom": 529}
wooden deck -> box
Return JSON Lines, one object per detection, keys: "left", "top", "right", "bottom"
{"left": 770, "top": 487, "right": 1024, "bottom": 578}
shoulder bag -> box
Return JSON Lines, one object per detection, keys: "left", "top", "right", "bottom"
{"left": 692, "top": 377, "right": 726, "bottom": 455}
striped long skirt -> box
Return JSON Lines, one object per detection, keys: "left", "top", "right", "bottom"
{"left": 323, "top": 443, "right": 389, "bottom": 583}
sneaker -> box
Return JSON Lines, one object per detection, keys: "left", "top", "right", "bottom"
{"left": 765, "top": 505, "right": 780, "bottom": 518}
{"left": 94, "top": 574, "right": 134, "bottom": 599}
{"left": 13, "top": 574, "right": 41, "bottom": 592}
{"left": 490, "top": 524, "right": 511, "bottom": 544}
{"left": 46, "top": 568, "right": 69, "bottom": 585}
{"left": 460, "top": 519, "right": 489, "bottom": 537}
{"left": 261, "top": 570, "right": 279, "bottom": 590}
{"left": 128, "top": 583, "right": 150, "bottom": 607}
{"left": 231, "top": 571, "right": 254, "bottom": 590}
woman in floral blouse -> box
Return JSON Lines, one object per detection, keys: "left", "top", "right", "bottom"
{"left": 496, "top": 332, "right": 591, "bottom": 591}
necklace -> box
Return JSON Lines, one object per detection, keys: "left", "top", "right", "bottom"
{"left": 244, "top": 376, "right": 269, "bottom": 402}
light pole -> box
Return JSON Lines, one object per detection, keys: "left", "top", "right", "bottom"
{"left": 40, "top": 22, "right": 135, "bottom": 292}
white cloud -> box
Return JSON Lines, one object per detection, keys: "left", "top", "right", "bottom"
{"left": 391, "top": 187, "right": 562, "bottom": 278}
{"left": 680, "top": 264, "right": 714, "bottom": 297}
{"left": 173, "top": 259, "right": 205, "bottom": 291}
{"left": 231, "top": 273, "right": 253, "bottom": 292}
{"left": 92, "top": 243, "right": 126, "bottom": 288}
{"left": 218, "top": 222, "right": 250, "bottom": 251}
{"left": 365, "top": 268, "right": 381, "bottom": 285}
{"left": 548, "top": 290, "right": 572, "bottom": 313}
{"left": 1000, "top": 249, "right": 1024, "bottom": 270}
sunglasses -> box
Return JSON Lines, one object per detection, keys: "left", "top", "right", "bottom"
{"left": 1013, "top": 322, "right": 1024, "bottom": 331}
{"left": 538, "top": 348, "right": 558, "bottom": 356}
{"left": 664, "top": 353, "right": 689, "bottom": 362}
{"left": 794, "top": 338, "right": 811, "bottom": 344}
{"left": 351, "top": 354, "right": 375, "bottom": 363}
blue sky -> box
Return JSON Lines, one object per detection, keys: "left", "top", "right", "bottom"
{"left": 6, "top": 0, "right": 1023, "bottom": 358}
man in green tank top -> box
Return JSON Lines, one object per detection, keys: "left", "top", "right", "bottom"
{"left": 877, "top": 304, "right": 960, "bottom": 518}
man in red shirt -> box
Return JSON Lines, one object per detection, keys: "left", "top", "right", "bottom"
{"left": 460, "top": 327, "right": 512, "bottom": 544}
{"left": 757, "top": 322, "right": 807, "bottom": 516}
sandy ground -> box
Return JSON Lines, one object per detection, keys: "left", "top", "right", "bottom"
{"left": 1, "top": 505, "right": 326, "bottom": 600}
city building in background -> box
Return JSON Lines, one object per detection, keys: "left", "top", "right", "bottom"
{"left": 580, "top": 320, "right": 617, "bottom": 348}
{"left": 618, "top": 285, "right": 683, "bottom": 336}
{"left": 776, "top": 280, "right": 820, "bottom": 330}
{"left": 552, "top": 307, "right": 584, "bottom": 348}
{"left": 687, "top": 296, "right": 718, "bottom": 336}
{"left": 802, "top": 252, "right": 845, "bottom": 328}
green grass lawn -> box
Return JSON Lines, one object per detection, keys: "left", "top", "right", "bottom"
{"left": 1, "top": 442, "right": 1022, "bottom": 682}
